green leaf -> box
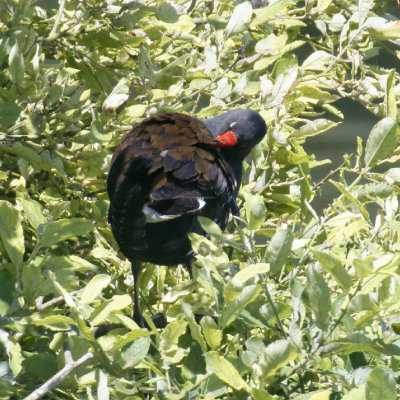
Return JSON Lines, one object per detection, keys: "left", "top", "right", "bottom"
{"left": 330, "top": 180, "right": 371, "bottom": 224}
{"left": 0, "top": 269, "right": 15, "bottom": 316}
{"left": 20, "top": 199, "right": 46, "bottom": 230}
{"left": 33, "top": 315, "right": 77, "bottom": 330}
{"left": 265, "top": 229, "right": 293, "bottom": 275}
{"left": 220, "top": 285, "right": 260, "bottom": 328}
{"left": 259, "top": 339, "right": 298, "bottom": 377}
{"left": 244, "top": 193, "right": 266, "bottom": 230}
{"left": 375, "top": 20, "right": 400, "bottom": 40}
{"left": 342, "top": 385, "right": 366, "bottom": 400}
{"left": 205, "top": 351, "right": 248, "bottom": 391}
{"left": 0, "top": 143, "right": 42, "bottom": 172}
{"left": 198, "top": 217, "right": 243, "bottom": 251}
{"left": 160, "top": 319, "right": 188, "bottom": 363}
{"left": 302, "top": 50, "right": 333, "bottom": 71}
{"left": 120, "top": 104, "right": 147, "bottom": 119}
{"left": 182, "top": 301, "right": 207, "bottom": 353}
{"left": 251, "top": 388, "right": 276, "bottom": 400}
{"left": 108, "top": 329, "right": 151, "bottom": 353}
{"left": 306, "top": 265, "right": 331, "bottom": 331}
{"left": 39, "top": 218, "right": 93, "bottom": 248}
{"left": 250, "top": 0, "right": 291, "bottom": 28}
{"left": 317, "top": 0, "right": 333, "bottom": 11}
{"left": 161, "top": 319, "right": 188, "bottom": 350}
{"left": 212, "top": 78, "right": 232, "bottom": 99}
{"left": 103, "top": 78, "right": 129, "bottom": 111}
{"left": 200, "top": 316, "right": 222, "bottom": 350}
{"left": 0, "top": 201, "right": 24, "bottom": 268}
{"left": 121, "top": 336, "right": 151, "bottom": 368}
{"left": 0, "top": 101, "right": 21, "bottom": 128}
{"left": 225, "top": 2, "right": 253, "bottom": 37}
{"left": 294, "top": 119, "right": 339, "bottom": 138}
{"left": 311, "top": 249, "right": 352, "bottom": 291}
{"left": 8, "top": 41, "right": 24, "bottom": 84}
{"left": 44, "top": 84, "right": 63, "bottom": 107}
{"left": 157, "top": 3, "right": 179, "bottom": 23}
{"left": 366, "top": 368, "right": 397, "bottom": 400}
{"left": 96, "top": 369, "right": 110, "bottom": 400}
{"left": 364, "top": 117, "right": 400, "bottom": 168}
{"left": 23, "top": 353, "right": 58, "bottom": 381}
{"left": 234, "top": 263, "right": 269, "bottom": 283}
{"left": 81, "top": 274, "right": 112, "bottom": 304}
{"left": 275, "top": 149, "right": 311, "bottom": 165}
{"left": 385, "top": 70, "right": 396, "bottom": 119}
{"left": 91, "top": 294, "right": 131, "bottom": 325}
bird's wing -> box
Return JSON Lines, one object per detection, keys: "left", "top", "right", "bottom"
{"left": 108, "top": 113, "right": 237, "bottom": 223}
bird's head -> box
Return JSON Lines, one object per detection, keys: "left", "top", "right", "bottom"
{"left": 204, "top": 109, "right": 267, "bottom": 160}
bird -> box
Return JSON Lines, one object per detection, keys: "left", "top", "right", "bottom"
{"left": 107, "top": 109, "right": 267, "bottom": 326}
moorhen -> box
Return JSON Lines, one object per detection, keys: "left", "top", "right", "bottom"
{"left": 107, "top": 109, "right": 267, "bottom": 326}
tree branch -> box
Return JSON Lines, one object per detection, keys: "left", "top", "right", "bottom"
{"left": 23, "top": 352, "right": 94, "bottom": 400}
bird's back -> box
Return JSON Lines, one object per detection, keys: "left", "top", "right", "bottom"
{"left": 107, "top": 113, "right": 237, "bottom": 265}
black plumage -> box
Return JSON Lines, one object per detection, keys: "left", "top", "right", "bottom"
{"left": 107, "top": 109, "right": 267, "bottom": 325}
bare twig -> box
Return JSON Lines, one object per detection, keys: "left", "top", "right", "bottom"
{"left": 23, "top": 352, "right": 94, "bottom": 400}
{"left": 48, "top": 0, "right": 66, "bottom": 40}
{"left": 36, "top": 290, "right": 80, "bottom": 311}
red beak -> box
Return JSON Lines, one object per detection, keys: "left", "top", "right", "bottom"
{"left": 211, "top": 131, "right": 238, "bottom": 148}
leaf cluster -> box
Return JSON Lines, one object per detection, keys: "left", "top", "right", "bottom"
{"left": 0, "top": 0, "right": 400, "bottom": 399}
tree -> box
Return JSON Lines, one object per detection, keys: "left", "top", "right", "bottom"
{"left": 0, "top": 0, "right": 399, "bottom": 398}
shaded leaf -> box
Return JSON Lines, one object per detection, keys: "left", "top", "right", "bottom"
{"left": 0, "top": 269, "right": 15, "bottom": 316}
{"left": 0, "top": 201, "right": 24, "bottom": 267}
{"left": 21, "top": 199, "right": 46, "bottom": 230}
{"left": 40, "top": 218, "right": 93, "bottom": 248}
{"left": 306, "top": 265, "right": 331, "bottom": 331}
{"left": 265, "top": 229, "right": 293, "bottom": 275}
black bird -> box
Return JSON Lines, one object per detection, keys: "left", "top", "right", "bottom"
{"left": 107, "top": 109, "right": 267, "bottom": 326}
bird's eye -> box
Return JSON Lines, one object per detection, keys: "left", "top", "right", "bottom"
{"left": 229, "top": 122, "right": 237, "bottom": 129}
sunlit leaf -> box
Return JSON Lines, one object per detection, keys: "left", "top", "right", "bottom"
{"left": 259, "top": 339, "right": 298, "bottom": 377}
{"left": 220, "top": 285, "right": 260, "bottom": 328}
{"left": 81, "top": 274, "right": 112, "bottom": 304}
{"left": 364, "top": 118, "right": 400, "bottom": 168}
{"left": 91, "top": 294, "right": 132, "bottom": 325}
{"left": 225, "top": 2, "right": 253, "bottom": 37}
{"left": 9, "top": 41, "right": 24, "bottom": 84}
{"left": 366, "top": 368, "right": 397, "bottom": 400}
{"left": 312, "top": 249, "right": 352, "bottom": 291}
{"left": 205, "top": 352, "right": 248, "bottom": 391}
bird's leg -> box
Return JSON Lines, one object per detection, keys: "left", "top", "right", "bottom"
{"left": 187, "top": 263, "right": 194, "bottom": 280}
{"left": 131, "top": 262, "right": 167, "bottom": 329}
{"left": 131, "top": 262, "right": 145, "bottom": 327}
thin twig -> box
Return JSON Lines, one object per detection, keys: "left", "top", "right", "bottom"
{"left": 48, "top": 0, "right": 66, "bottom": 40}
{"left": 36, "top": 290, "right": 80, "bottom": 311}
{"left": 23, "top": 352, "right": 94, "bottom": 400}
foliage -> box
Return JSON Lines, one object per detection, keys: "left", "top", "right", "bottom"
{"left": 0, "top": 0, "right": 400, "bottom": 398}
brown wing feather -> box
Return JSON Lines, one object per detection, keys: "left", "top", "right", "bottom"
{"left": 107, "top": 112, "right": 237, "bottom": 264}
